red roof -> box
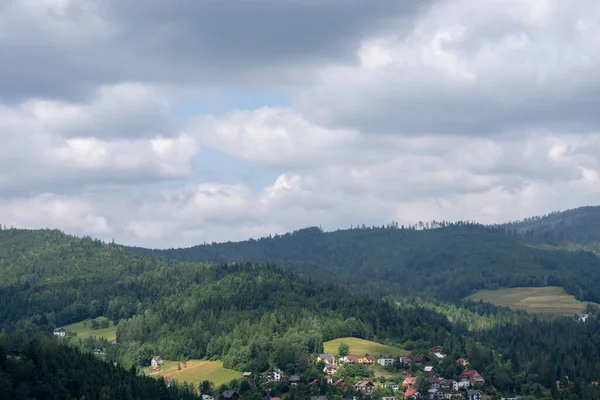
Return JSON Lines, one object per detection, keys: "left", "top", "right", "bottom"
{"left": 345, "top": 355, "right": 357, "bottom": 363}
{"left": 405, "top": 388, "right": 419, "bottom": 397}
{"left": 164, "top": 376, "right": 173, "bottom": 381}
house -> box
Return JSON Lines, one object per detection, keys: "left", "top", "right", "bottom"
{"left": 201, "top": 395, "right": 214, "bottom": 400}
{"left": 318, "top": 353, "right": 337, "bottom": 365}
{"left": 428, "top": 388, "right": 444, "bottom": 399}
{"left": 430, "top": 346, "right": 444, "bottom": 353}
{"left": 427, "top": 377, "right": 444, "bottom": 389}
{"left": 381, "top": 397, "right": 396, "bottom": 400}
{"left": 311, "top": 397, "right": 328, "bottom": 400}
{"left": 222, "top": 390, "right": 239, "bottom": 400}
{"left": 164, "top": 376, "right": 173, "bottom": 388}
{"left": 501, "top": 394, "right": 519, "bottom": 400}
{"left": 290, "top": 375, "right": 300, "bottom": 386}
{"left": 323, "top": 364, "right": 338, "bottom": 375}
{"left": 359, "top": 355, "right": 375, "bottom": 365}
{"left": 266, "top": 369, "right": 283, "bottom": 382}
{"left": 440, "top": 379, "right": 458, "bottom": 391}
{"left": 354, "top": 381, "right": 375, "bottom": 393}
{"left": 433, "top": 352, "right": 446, "bottom": 361}
{"left": 377, "top": 357, "right": 395, "bottom": 366}
{"left": 457, "top": 379, "right": 471, "bottom": 389}
{"left": 402, "top": 377, "right": 416, "bottom": 389}
{"left": 388, "top": 383, "right": 399, "bottom": 391}
{"left": 92, "top": 348, "right": 104, "bottom": 356}
{"left": 574, "top": 313, "right": 589, "bottom": 322}
{"left": 467, "top": 389, "right": 482, "bottom": 400}
{"left": 334, "top": 379, "right": 348, "bottom": 389}
{"left": 53, "top": 328, "right": 66, "bottom": 337}
{"left": 342, "top": 354, "right": 357, "bottom": 364}
{"left": 443, "top": 394, "right": 464, "bottom": 399}
{"left": 405, "top": 388, "right": 421, "bottom": 399}
{"left": 460, "top": 370, "right": 484, "bottom": 386}
{"left": 242, "top": 372, "right": 252, "bottom": 380}
{"left": 456, "top": 358, "right": 469, "bottom": 366}
{"left": 325, "top": 375, "right": 333, "bottom": 384}
{"left": 400, "top": 356, "right": 413, "bottom": 364}
{"left": 424, "top": 366, "right": 435, "bottom": 374}
{"left": 413, "top": 354, "right": 430, "bottom": 363}
{"left": 151, "top": 356, "right": 163, "bottom": 370}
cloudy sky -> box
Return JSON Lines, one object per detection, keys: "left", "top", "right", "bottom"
{"left": 2, "top": 0, "right": 600, "bottom": 248}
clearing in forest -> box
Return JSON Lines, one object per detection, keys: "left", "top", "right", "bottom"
{"left": 323, "top": 337, "right": 408, "bottom": 357}
{"left": 147, "top": 360, "right": 242, "bottom": 387}
{"left": 466, "top": 286, "right": 596, "bottom": 315}
{"left": 59, "top": 319, "right": 117, "bottom": 341}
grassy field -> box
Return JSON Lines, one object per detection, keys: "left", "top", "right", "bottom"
{"left": 60, "top": 319, "right": 117, "bottom": 341}
{"left": 466, "top": 286, "right": 596, "bottom": 315}
{"left": 324, "top": 337, "right": 408, "bottom": 357}
{"left": 145, "top": 360, "right": 242, "bottom": 387}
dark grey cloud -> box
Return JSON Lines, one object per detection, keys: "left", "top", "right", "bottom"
{"left": 0, "top": 0, "right": 426, "bottom": 102}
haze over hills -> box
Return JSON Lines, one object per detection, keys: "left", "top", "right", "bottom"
{"left": 127, "top": 206, "right": 600, "bottom": 303}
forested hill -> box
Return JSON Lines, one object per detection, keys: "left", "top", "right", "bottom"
{"left": 500, "top": 205, "right": 600, "bottom": 243}
{"left": 128, "top": 223, "right": 600, "bottom": 303}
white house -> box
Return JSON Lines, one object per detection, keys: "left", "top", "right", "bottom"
{"left": 574, "top": 313, "right": 589, "bottom": 322}
{"left": 267, "top": 369, "right": 283, "bottom": 382}
{"left": 388, "top": 383, "right": 399, "bottom": 391}
{"left": 468, "top": 389, "right": 482, "bottom": 400}
{"left": 53, "top": 328, "right": 66, "bottom": 337}
{"left": 202, "top": 395, "right": 215, "bottom": 400}
{"left": 377, "top": 357, "right": 395, "bottom": 366}
{"left": 317, "top": 353, "right": 336, "bottom": 365}
{"left": 457, "top": 380, "right": 471, "bottom": 389}
{"left": 151, "top": 356, "right": 163, "bottom": 369}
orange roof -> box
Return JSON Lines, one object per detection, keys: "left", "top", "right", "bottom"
{"left": 405, "top": 388, "right": 418, "bottom": 397}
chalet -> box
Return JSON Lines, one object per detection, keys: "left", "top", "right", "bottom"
{"left": 151, "top": 356, "right": 163, "bottom": 370}
{"left": 318, "top": 353, "right": 337, "bottom": 365}
{"left": 325, "top": 375, "right": 333, "bottom": 384}
{"left": 413, "top": 354, "right": 430, "bottom": 363}
{"left": 440, "top": 379, "right": 458, "bottom": 390}
{"left": 405, "top": 388, "right": 421, "bottom": 399}
{"left": 427, "top": 377, "right": 444, "bottom": 389}
{"left": 574, "top": 313, "right": 589, "bottom": 322}
{"left": 266, "top": 369, "right": 282, "bottom": 382}
{"left": 354, "top": 380, "right": 375, "bottom": 393}
{"left": 402, "top": 377, "right": 416, "bottom": 389}
{"left": 53, "top": 328, "right": 66, "bottom": 337}
{"left": 501, "top": 394, "right": 519, "bottom": 400}
{"left": 290, "top": 375, "right": 300, "bottom": 386}
{"left": 467, "top": 389, "right": 482, "bottom": 400}
{"left": 222, "top": 390, "right": 239, "bottom": 400}
{"left": 460, "top": 370, "right": 484, "bottom": 386}
{"left": 342, "top": 354, "right": 357, "bottom": 364}
{"left": 424, "top": 365, "right": 435, "bottom": 374}
{"left": 201, "top": 395, "right": 214, "bottom": 400}
{"left": 334, "top": 379, "right": 348, "bottom": 389}
{"left": 323, "top": 364, "right": 338, "bottom": 375}
{"left": 430, "top": 346, "right": 443, "bottom": 353}
{"left": 359, "top": 355, "right": 375, "bottom": 365}
{"left": 428, "top": 388, "right": 444, "bottom": 399}
{"left": 377, "top": 357, "right": 395, "bottom": 366}
{"left": 456, "top": 358, "right": 469, "bottom": 366}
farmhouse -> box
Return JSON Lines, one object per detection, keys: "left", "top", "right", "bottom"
{"left": 354, "top": 380, "right": 375, "bottom": 393}
{"left": 151, "top": 356, "right": 163, "bottom": 370}
{"left": 53, "top": 328, "right": 66, "bottom": 337}
{"left": 341, "top": 354, "right": 357, "bottom": 364}
{"left": 359, "top": 355, "right": 375, "bottom": 365}
{"left": 573, "top": 313, "right": 589, "bottom": 322}
{"left": 377, "top": 357, "right": 395, "bottom": 366}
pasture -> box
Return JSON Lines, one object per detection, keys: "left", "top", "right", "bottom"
{"left": 60, "top": 319, "right": 117, "bottom": 341}
{"left": 324, "top": 337, "right": 408, "bottom": 357}
{"left": 147, "top": 360, "right": 242, "bottom": 387}
{"left": 466, "top": 286, "right": 595, "bottom": 315}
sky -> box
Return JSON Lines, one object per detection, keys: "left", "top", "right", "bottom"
{"left": 1, "top": 0, "right": 600, "bottom": 248}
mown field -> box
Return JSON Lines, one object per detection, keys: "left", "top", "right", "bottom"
{"left": 466, "top": 286, "right": 595, "bottom": 315}
{"left": 60, "top": 319, "right": 117, "bottom": 341}
{"left": 145, "top": 360, "right": 242, "bottom": 387}
{"left": 324, "top": 337, "right": 408, "bottom": 357}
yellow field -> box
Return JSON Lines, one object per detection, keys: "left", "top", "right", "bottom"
{"left": 324, "top": 337, "right": 408, "bottom": 357}
{"left": 60, "top": 319, "right": 117, "bottom": 341}
{"left": 466, "top": 286, "right": 595, "bottom": 315}
{"left": 146, "top": 360, "right": 242, "bottom": 387}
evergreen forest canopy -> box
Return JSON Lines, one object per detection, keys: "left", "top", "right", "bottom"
{"left": 4, "top": 206, "right": 600, "bottom": 398}
{"left": 129, "top": 206, "right": 600, "bottom": 303}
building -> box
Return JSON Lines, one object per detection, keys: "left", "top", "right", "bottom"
{"left": 402, "top": 377, "right": 416, "bottom": 389}
{"left": 359, "top": 355, "right": 375, "bottom": 365}
{"left": 222, "top": 390, "right": 239, "bottom": 400}
{"left": 400, "top": 356, "right": 413, "bottom": 364}
{"left": 164, "top": 376, "right": 173, "bottom": 388}
{"left": 574, "top": 313, "right": 589, "bottom": 322}
{"left": 405, "top": 388, "right": 421, "bottom": 399}
{"left": 151, "top": 356, "right": 163, "bottom": 370}
{"left": 501, "top": 394, "right": 519, "bottom": 400}
{"left": 413, "top": 354, "right": 430, "bottom": 363}
{"left": 201, "top": 395, "right": 215, "bottom": 400}
{"left": 428, "top": 388, "right": 444, "bottom": 399}
{"left": 427, "top": 377, "right": 444, "bottom": 389}
{"left": 441, "top": 379, "right": 458, "bottom": 391}
{"left": 377, "top": 357, "right": 395, "bottom": 366}
{"left": 460, "top": 370, "right": 484, "bottom": 386}
{"left": 242, "top": 372, "right": 252, "bottom": 380}
{"left": 266, "top": 369, "right": 283, "bottom": 382}
{"left": 290, "top": 375, "right": 300, "bottom": 386}
{"left": 430, "top": 346, "right": 443, "bottom": 353}
{"left": 318, "top": 353, "right": 337, "bottom": 365}
{"left": 341, "top": 354, "right": 357, "bottom": 364}
{"left": 323, "top": 364, "right": 338, "bottom": 375}
{"left": 354, "top": 381, "right": 375, "bottom": 393}
{"left": 92, "top": 348, "right": 104, "bottom": 356}
{"left": 424, "top": 366, "right": 435, "bottom": 374}
{"left": 467, "top": 389, "right": 482, "bottom": 400}
{"left": 388, "top": 383, "right": 399, "bottom": 391}
{"left": 325, "top": 375, "right": 333, "bottom": 384}
{"left": 433, "top": 352, "right": 446, "bottom": 361}
{"left": 456, "top": 358, "right": 469, "bottom": 366}
{"left": 53, "top": 328, "right": 66, "bottom": 337}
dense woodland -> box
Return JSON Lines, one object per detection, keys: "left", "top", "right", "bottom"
{"left": 129, "top": 221, "right": 600, "bottom": 303}
{"left": 4, "top": 207, "right": 600, "bottom": 398}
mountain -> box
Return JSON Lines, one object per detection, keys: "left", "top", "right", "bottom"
{"left": 500, "top": 205, "right": 600, "bottom": 243}
{"left": 128, "top": 222, "right": 600, "bottom": 303}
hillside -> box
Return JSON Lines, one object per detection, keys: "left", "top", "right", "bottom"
{"left": 128, "top": 223, "right": 600, "bottom": 303}
{"left": 501, "top": 206, "right": 600, "bottom": 243}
